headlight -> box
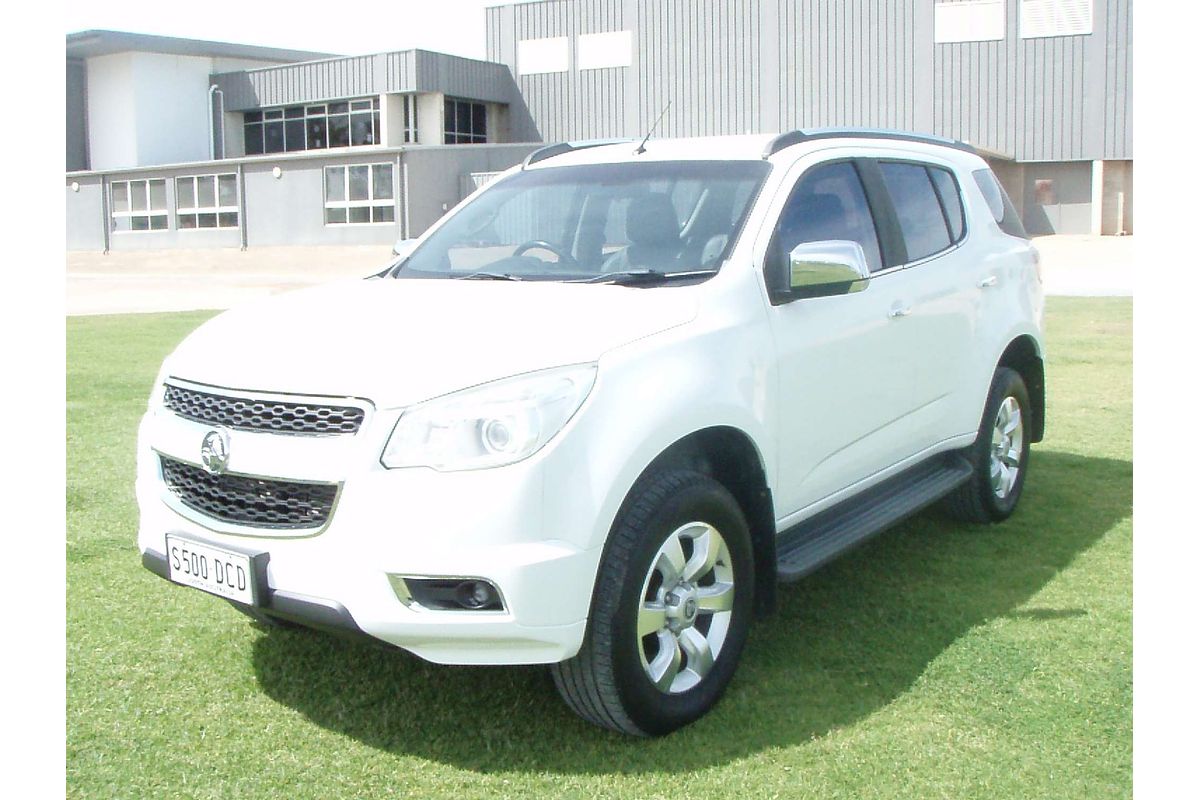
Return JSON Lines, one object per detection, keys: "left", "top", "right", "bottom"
{"left": 381, "top": 364, "right": 597, "bottom": 471}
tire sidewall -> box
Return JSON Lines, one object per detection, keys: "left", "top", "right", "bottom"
{"left": 609, "top": 477, "right": 755, "bottom": 736}
{"left": 975, "top": 368, "right": 1032, "bottom": 520}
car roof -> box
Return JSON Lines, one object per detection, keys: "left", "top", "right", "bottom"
{"left": 522, "top": 130, "right": 985, "bottom": 170}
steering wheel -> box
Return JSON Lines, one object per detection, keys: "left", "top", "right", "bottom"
{"left": 512, "top": 240, "right": 577, "bottom": 267}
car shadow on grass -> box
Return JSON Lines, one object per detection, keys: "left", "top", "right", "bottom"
{"left": 249, "top": 449, "right": 1131, "bottom": 774}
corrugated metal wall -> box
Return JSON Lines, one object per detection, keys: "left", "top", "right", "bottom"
{"left": 933, "top": 0, "right": 1131, "bottom": 161}
{"left": 213, "top": 51, "right": 517, "bottom": 111}
{"left": 487, "top": 0, "right": 1132, "bottom": 162}
{"left": 67, "top": 58, "right": 89, "bottom": 171}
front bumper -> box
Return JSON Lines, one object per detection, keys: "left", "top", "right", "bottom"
{"left": 136, "top": 406, "right": 600, "bottom": 665}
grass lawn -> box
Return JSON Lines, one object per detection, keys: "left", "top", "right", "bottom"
{"left": 66, "top": 298, "right": 1131, "bottom": 799}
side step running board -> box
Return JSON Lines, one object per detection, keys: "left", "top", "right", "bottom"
{"left": 776, "top": 453, "right": 973, "bottom": 582}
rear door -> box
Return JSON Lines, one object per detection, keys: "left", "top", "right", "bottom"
{"left": 870, "top": 158, "right": 977, "bottom": 450}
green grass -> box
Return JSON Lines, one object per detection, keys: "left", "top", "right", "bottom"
{"left": 67, "top": 298, "right": 1131, "bottom": 799}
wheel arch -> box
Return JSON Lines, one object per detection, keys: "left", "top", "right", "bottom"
{"left": 996, "top": 334, "right": 1045, "bottom": 443}
{"left": 637, "top": 426, "right": 777, "bottom": 618}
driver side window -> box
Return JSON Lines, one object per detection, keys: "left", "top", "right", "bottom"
{"left": 771, "top": 161, "right": 883, "bottom": 273}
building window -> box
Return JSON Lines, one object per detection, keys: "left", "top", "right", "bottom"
{"left": 403, "top": 95, "right": 419, "bottom": 143}
{"left": 324, "top": 163, "right": 395, "bottom": 224}
{"left": 111, "top": 179, "right": 168, "bottom": 231}
{"left": 245, "top": 97, "right": 381, "bottom": 155}
{"left": 444, "top": 98, "right": 487, "bottom": 144}
{"left": 935, "top": 1, "right": 1006, "bottom": 43}
{"left": 1020, "top": 0, "right": 1092, "bottom": 38}
{"left": 176, "top": 174, "right": 239, "bottom": 229}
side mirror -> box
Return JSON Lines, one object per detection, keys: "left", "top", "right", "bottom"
{"left": 786, "top": 240, "right": 871, "bottom": 299}
{"left": 392, "top": 238, "right": 418, "bottom": 259}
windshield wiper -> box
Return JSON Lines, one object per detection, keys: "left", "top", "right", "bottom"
{"left": 573, "top": 268, "right": 719, "bottom": 286}
{"left": 457, "top": 272, "right": 524, "bottom": 281}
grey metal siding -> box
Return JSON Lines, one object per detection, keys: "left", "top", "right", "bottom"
{"left": 214, "top": 50, "right": 518, "bottom": 111}
{"left": 779, "top": 0, "right": 933, "bottom": 133}
{"left": 487, "top": 0, "right": 1132, "bottom": 162}
{"left": 67, "top": 58, "right": 89, "bottom": 171}
{"left": 932, "top": 0, "right": 1126, "bottom": 162}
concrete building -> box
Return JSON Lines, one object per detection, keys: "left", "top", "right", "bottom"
{"left": 65, "top": 0, "right": 1133, "bottom": 252}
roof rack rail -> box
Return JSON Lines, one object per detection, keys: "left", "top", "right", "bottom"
{"left": 522, "top": 138, "right": 634, "bottom": 168}
{"left": 762, "top": 128, "right": 977, "bottom": 159}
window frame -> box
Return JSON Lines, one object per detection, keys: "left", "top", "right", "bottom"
{"left": 763, "top": 158, "right": 890, "bottom": 304}
{"left": 110, "top": 178, "right": 169, "bottom": 233}
{"left": 443, "top": 97, "right": 487, "bottom": 145}
{"left": 245, "top": 96, "right": 381, "bottom": 155}
{"left": 323, "top": 163, "right": 397, "bottom": 226}
{"left": 175, "top": 173, "right": 240, "bottom": 230}
{"left": 873, "top": 158, "right": 970, "bottom": 266}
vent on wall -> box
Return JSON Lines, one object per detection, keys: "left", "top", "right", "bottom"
{"left": 935, "top": 1, "right": 1006, "bottom": 44}
{"left": 1020, "top": 0, "right": 1093, "bottom": 38}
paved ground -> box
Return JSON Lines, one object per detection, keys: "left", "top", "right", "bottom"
{"left": 64, "top": 234, "right": 1132, "bottom": 316}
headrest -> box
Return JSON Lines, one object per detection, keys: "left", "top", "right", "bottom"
{"left": 626, "top": 193, "right": 680, "bottom": 247}
{"left": 782, "top": 191, "right": 849, "bottom": 242}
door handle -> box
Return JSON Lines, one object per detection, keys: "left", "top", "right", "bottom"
{"left": 978, "top": 275, "right": 998, "bottom": 289}
{"left": 888, "top": 305, "right": 912, "bottom": 319}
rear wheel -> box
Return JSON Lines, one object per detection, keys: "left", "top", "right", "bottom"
{"left": 551, "top": 469, "right": 754, "bottom": 736}
{"left": 945, "top": 367, "right": 1032, "bottom": 523}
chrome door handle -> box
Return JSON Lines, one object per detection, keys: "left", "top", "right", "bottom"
{"left": 888, "top": 306, "right": 912, "bottom": 319}
{"left": 978, "top": 275, "right": 998, "bottom": 288}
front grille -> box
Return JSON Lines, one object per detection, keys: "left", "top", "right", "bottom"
{"left": 160, "top": 456, "right": 338, "bottom": 530}
{"left": 163, "top": 384, "right": 365, "bottom": 436}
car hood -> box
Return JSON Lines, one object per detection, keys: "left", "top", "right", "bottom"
{"left": 164, "top": 278, "right": 698, "bottom": 408}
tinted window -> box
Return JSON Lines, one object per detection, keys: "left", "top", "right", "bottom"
{"left": 972, "top": 168, "right": 1030, "bottom": 239}
{"left": 928, "top": 167, "right": 965, "bottom": 242}
{"left": 879, "top": 162, "right": 951, "bottom": 261}
{"left": 773, "top": 161, "right": 883, "bottom": 272}
{"left": 398, "top": 161, "right": 769, "bottom": 279}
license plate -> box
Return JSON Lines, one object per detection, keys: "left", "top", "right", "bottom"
{"left": 165, "top": 535, "right": 259, "bottom": 606}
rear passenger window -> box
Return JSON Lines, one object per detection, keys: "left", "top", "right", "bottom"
{"left": 972, "top": 168, "right": 1030, "bottom": 239}
{"left": 879, "top": 162, "right": 952, "bottom": 261}
{"left": 928, "top": 167, "right": 965, "bottom": 243}
{"left": 773, "top": 161, "right": 883, "bottom": 273}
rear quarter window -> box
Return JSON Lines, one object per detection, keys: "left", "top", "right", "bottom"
{"left": 972, "top": 168, "right": 1029, "bottom": 239}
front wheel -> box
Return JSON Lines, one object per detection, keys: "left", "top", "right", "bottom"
{"left": 945, "top": 367, "right": 1033, "bottom": 523}
{"left": 551, "top": 470, "right": 754, "bottom": 736}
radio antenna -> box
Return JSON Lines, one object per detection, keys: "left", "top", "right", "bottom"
{"left": 634, "top": 101, "right": 672, "bottom": 155}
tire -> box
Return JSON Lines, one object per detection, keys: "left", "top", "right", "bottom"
{"left": 945, "top": 367, "right": 1033, "bottom": 523}
{"left": 551, "top": 469, "right": 755, "bottom": 736}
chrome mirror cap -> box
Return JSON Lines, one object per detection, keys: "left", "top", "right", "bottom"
{"left": 788, "top": 239, "right": 871, "bottom": 297}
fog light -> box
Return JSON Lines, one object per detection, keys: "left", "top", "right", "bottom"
{"left": 457, "top": 580, "right": 497, "bottom": 609}
{"left": 391, "top": 575, "right": 505, "bottom": 612}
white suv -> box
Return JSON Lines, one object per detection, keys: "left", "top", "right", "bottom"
{"left": 137, "top": 130, "right": 1044, "bottom": 736}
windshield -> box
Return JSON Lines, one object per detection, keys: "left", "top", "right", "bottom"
{"left": 393, "top": 160, "right": 771, "bottom": 282}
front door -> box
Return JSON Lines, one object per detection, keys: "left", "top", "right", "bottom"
{"left": 762, "top": 159, "right": 924, "bottom": 519}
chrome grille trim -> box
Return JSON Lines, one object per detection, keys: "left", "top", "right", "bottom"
{"left": 159, "top": 455, "right": 339, "bottom": 531}
{"left": 162, "top": 382, "right": 367, "bottom": 436}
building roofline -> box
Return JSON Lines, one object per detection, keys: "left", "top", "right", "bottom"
{"left": 64, "top": 142, "right": 543, "bottom": 179}
{"left": 221, "top": 47, "right": 510, "bottom": 77}
{"left": 66, "top": 29, "right": 338, "bottom": 63}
